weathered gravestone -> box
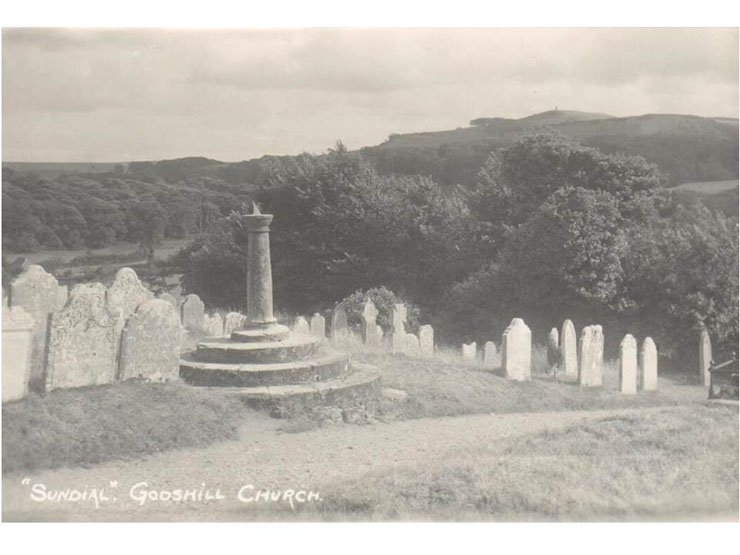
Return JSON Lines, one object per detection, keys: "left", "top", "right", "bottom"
{"left": 181, "top": 294, "right": 205, "bottom": 333}
{"left": 330, "top": 307, "right": 348, "bottom": 341}
{"left": 619, "top": 334, "right": 638, "bottom": 394}
{"left": 119, "top": 299, "right": 181, "bottom": 382}
{"left": 362, "top": 300, "right": 382, "bottom": 348}
{"left": 106, "top": 267, "right": 153, "bottom": 320}
{"left": 560, "top": 319, "right": 578, "bottom": 378}
{"left": 2, "top": 306, "right": 35, "bottom": 402}
{"left": 204, "top": 313, "right": 224, "bottom": 336}
{"left": 483, "top": 341, "right": 497, "bottom": 367}
{"left": 46, "top": 283, "right": 123, "bottom": 391}
{"left": 547, "top": 328, "right": 560, "bottom": 374}
{"left": 293, "top": 316, "right": 310, "bottom": 335}
{"left": 502, "top": 318, "right": 531, "bottom": 381}
{"left": 640, "top": 337, "right": 658, "bottom": 392}
{"left": 419, "top": 325, "right": 434, "bottom": 357}
{"left": 9, "top": 265, "right": 61, "bottom": 386}
{"left": 157, "top": 292, "right": 179, "bottom": 316}
{"left": 578, "top": 325, "right": 604, "bottom": 387}
{"left": 462, "top": 342, "right": 477, "bottom": 361}
{"left": 310, "top": 313, "right": 326, "bottom": 338}
{"left": 405, "top": 333, "right": 420, "bottom": 357}
{"left": 224, "top": 312, "right": 246, "bottom": 335}
{"left": 391, "top": 303, "right": 407, "bottom": 353}
{"left": 699, "top": 329, "right": 712, "bottom": 387}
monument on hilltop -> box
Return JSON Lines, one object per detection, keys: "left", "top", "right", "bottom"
{"left": 180, "top": 203, "right": 380, "bottom": 417}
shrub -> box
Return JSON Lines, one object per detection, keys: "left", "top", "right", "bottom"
{"left": 336, "top": 287, "right": 421, "bottom": 333}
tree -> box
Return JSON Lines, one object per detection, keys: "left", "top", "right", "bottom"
{"left": 126, "top": 199, "right": 168, "bottom": 264}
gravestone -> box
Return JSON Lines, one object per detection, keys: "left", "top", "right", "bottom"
{"left": 640, "top": 337, "right": 658, "bottom": 392}
{"left": 293, "top": 316, "right": 310, "bottom": 335}
{"left": 699, "top": 329, "right": 712, "bottom": 387}
{"left": 181, "top": 294, "right": 205, "bottom": 333}
{"left": 483, "top": 341, "right": 497, "bottom": 367}
{"left": 224, "top": 312, "right": 246, "bottom": 335}
{"left": 419, "top": 325, "right": 434, "bottom": 357}
{"left": 106, "top": 267, "right": 153, "bottom": 319}
{"left": 46, "top": 283, "right": 122, "bottom": 391}
{"left": 405, "top": 333, "right": 420, "bottom": 357}
{"left": 205, "top": 313, "right": 224, "bottom": 336}
{"left": 619, "top": 334, "right": 638, "bottom": 394}
{"left": 56, "top": 286, "right": 69, "bottom": 310}
{"left": 330, "top": 307, "right": 348, "bottom": 340}
{"left": 502, "top": 318, "right": 531, "bottom": 381}
{"left": 119, "top": 299, "right": 181, "bottom": 382}
{"left": 157, "top": 292, "right": 179, "bottom": 316}
{"left": 9, "top": 265, "right": 61, "bottom": 386}
{"left": 362, "top": 300, "right": 381, "bottom": 348}
{"left": 310, "top": 313, "right": 326, "bottom": 338}
{"left": 391, "top": 304, "right": 407, "bottom": 353}
{"left": 578, "top": 325, "right": 603, "bottom": 387}
{"left": 2, "top": 306, "right": 35, "bottom": 402}
{"left": 547, "top": 328, "right": 560, "bottom": 374}
{"left": 462, "top": 342, "right": 477, "bottom": 361}
{"left": 560, "top": 319, "right": 578, "bottom": 378}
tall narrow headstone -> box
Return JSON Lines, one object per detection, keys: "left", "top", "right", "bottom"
{"left": 9, "top": 265, "right": 61, "bottom": 386}
{"left": 293, "top": 316, "right": 310, "bottom": 335}
{"left": 2, "top": 306, "right": 35, "bottom": 402}
{"left": 119, "top": 299, "right": 181, "bottom": 382}
{"left": 547, "top": 327, "right": 560, "bottom": 374}
{"left": 560, "top": 319, "right": 578, "bottom": 378}
{"left": 46, "top": 283, "right": 122, "bottom": 391}
{"left": 310, "top": 313, "right": 326, "bottom": 338}
{"left": 483, "top": 341, "right": 497, "bottom": 367}
{"left": 462, "top": 342, "right": 477, "bottom": 361}
{"left": 362, "top": 300, "right": 381, "bottom": 348}
{"left": 405, "top": 333, "right": 420, "bottom": 357}
{"left": 619, "top": 334, "right": 638, "bottom": 394}
{"left": 640, "top": 337, "right": 658, "bottom": 392}
{"left": 106, "top": 267, "right": 153, "bottom": 320}
{"left": 181, "top": 294, "right": 205, "bottom": 333}
{"left": 578, "top": 325, "right": 603, "bottom": 387}
{"left": 330, "top": 307, "right": 348, "bottom": 341}
{"left": 502, "top": 318, "right": 531, "bottom": 381}
{"left": 419, "top": 325, "right": 434, "bottom": 357}
{"left": 391, "top": 304, "right": 407, "bottom": 353}
{"left": 699, "top": 329, "right": 712, "bottom": 387}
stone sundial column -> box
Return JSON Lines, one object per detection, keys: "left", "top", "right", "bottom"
{"left": 234, "top": 203, "right": 289, "bottom": 342}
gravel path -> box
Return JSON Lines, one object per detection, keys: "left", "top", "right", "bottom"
{"left": 2, "top": 406, "right": 679, "bottom": 521}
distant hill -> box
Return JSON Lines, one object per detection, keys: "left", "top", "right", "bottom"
{"left": 362, "top": 110, "right": 739, "bottom": 186}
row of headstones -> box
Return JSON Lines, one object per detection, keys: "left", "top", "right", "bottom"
{"left": 290, "top": 301, "right": 436, "bottom": 357}
{"left": 460, "top": 318, "right": 658, "bottom": 393}
{"left": 2, "top": 265, "right": 208, "bottom": 403}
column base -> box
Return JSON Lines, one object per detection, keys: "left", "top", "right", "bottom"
{"left": 231, "top": 323, "right": 290, "bottom": 343}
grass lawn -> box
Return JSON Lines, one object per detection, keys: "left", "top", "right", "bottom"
{"left": 302, "top": 404, "right": 738, "bottom": 521}
{"left": 2, "top": 381, "right": 270, "bottom": 474}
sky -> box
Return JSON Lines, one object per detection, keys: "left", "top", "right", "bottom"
{"left": 2, "top": 27, "right": 738, "bottom": 163}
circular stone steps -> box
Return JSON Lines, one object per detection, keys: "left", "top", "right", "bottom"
{"left": 180, "top": 349, "right": 350, "bottom": 387}
{"left": 195, "top": 333, "right": 321, "bottom": 364}
{"left": 204, "top": 363, "right": 382, "bottom": 418}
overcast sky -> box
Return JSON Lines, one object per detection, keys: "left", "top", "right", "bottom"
{"left": 2, "top": 28, "right": 738, "bottom": 162}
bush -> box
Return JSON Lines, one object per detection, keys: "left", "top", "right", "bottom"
{"left": 336, "top": 287, "right": 421, "bottom": 333}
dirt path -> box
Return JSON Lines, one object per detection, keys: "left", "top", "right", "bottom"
{"left": 2, "top": 406, "right": 680, "bottom": 521}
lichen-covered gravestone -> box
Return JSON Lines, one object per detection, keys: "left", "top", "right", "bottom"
{"left": 46, "top": 283, "right": 123, "bottom": 391}
{"left": 578, "top": 325, "right": 604, "bottom": 387}
{"left": 362, "top": 300, "right": 381, "bottom": 348}
{"left": 181, "top": 294, "right": 205, "bottom": 333}
{"left": 560, "top": 319, "right": 578, "bottom": 378}
{"left": 502, "top": 318, "right": 531, "bottom": 381}
{"left": 419, "top": 325, "right": 434, "bottom": 357}
{"left": 2, "top": 305, "right": 35, "bottom": 402}
{"left": 9, "top": 265, "right": 61, "bottom": 387}
{"left": 310, "top": 313, "right": 326, "bottom": 338}
{"left": 119, "top": 299, "right": 182, "bottom": 382}
{"left": 106, "top": 268, "right": 153, "bottom": 320}
{"left": 640, "top": 337, "right": 658, "bottom": 392}
{"left": 462, "top": 342, "right": 477, "bottom": 361}
{"left": 293, "top": 316, "right": 310, "bottom": 335}
{"left": 483, "top": 341, "right": 497, "bottom": 367}
{"left": 330, "top": 307, "right": 348, "bottom": 341}
{"left": 699, "top": 329, "right": 712, "bottom": 387}
{"left": 619, "top": 334, "right": 638, "bottom": 394}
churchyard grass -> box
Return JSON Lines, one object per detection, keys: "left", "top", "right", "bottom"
{"left": 301, "top": 404, "right": 738, "bottom": 521}
{"left": 2, "top": 380, "right": 264, "bottom": 474}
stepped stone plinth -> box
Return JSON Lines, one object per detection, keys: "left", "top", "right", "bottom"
{"left": 179, "top": 204, "right": 380, "bottom": 417}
